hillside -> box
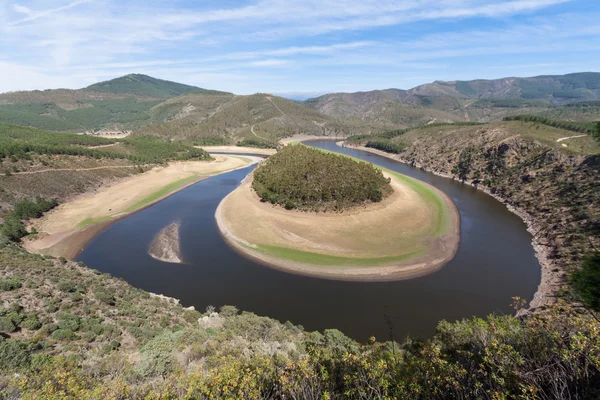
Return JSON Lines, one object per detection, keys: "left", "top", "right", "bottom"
{"left": 308, "top": 72, "right": 600, "bottom": 125}
{"left": 0, "top": 123, "right": 210, "bottom": 220}
{"left": 85, "top": 73, "right": 223, "bottom": 99}
{"left": 135, "top": 93, "right": 390, "bottom": 143}
{"left": 0, "top": 74, "right": 222, "bottom": 133}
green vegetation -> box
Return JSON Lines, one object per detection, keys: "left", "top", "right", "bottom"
{"left": 0, "top": 197, "right": 58, "bottom": 242}
{"left": 452, "top": 146, "right": 475, "bottom": 182}
{"left": 236, "top": 137, "right": 277, "bottom": 149}
{"left": 189, "top": 136, "right": 231, "bottom": 146}
{"left": 366, "top": 139, "right": 404, "bottom": 153}
{"left": 251, "top": 243, "right": 423, "bottom": 266}
{"left": 122, "top": 175, "right": 202, "bottom": 213}
{"left": 572, "top": 253, "right": 600, "bottom": 311}
{"left": 0, "top": 123, "right": 211, "bottom": 166}
{"left": 348, "top": 122, "right": 485, "bottom": 142}
{"left": 0, "top": 243, "right": 597, "bottom": 399}
{"left": 252, "top": 145, "right": 391, "bottom": 211}
{"left": 0, "top": 98, "right": 161, "bottom": 132}
{"left": 503, "top": 114, "right": 597, "bottom": 134}
{"left": 84, "top": 74, "right": 208, "bottom": 99}
{"left": 471, "top": 98, "right": 550, "bottom": 108}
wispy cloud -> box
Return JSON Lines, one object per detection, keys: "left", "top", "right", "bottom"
{"left": 1, "top": 0, "right": 598, "bottom": 94}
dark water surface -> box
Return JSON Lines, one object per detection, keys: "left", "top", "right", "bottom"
{"left": 79, "top": 141, "right": 540, "bottom": 342}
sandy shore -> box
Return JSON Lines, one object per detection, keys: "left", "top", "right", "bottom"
{"left": 25, "top": 155, "right": 260, "bottom": 259}
{"left": 342, "top": 142, "right": 559, "bottom": 309}
{"left": 216, "top": 162, "right": 460, "bottom": 282}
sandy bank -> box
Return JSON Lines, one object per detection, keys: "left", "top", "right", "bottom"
{"left": 149, "top": 222, "right": 182, "bottom": 263}
{"left": 216, "top": 164, "right": 460, "bottom": 282}
{"left": 280, "top": 135, "right": 347, "bottom": 145}
{"left": 25, "top": 155, "right": 260, "bottom": 259}
{"left": 198, "top": 146, "right": 276, "bottom": 156}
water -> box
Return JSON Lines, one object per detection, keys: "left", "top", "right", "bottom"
{"left": 78, "top": 141, "right": 540, "bottom": 342}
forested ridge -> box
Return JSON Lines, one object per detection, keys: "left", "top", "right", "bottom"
{"left": 252, "top": 145, "right": 391, "bottom": 211}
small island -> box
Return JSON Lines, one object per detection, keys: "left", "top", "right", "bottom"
{"left": 216, "top": 145, "right": 460, "bottom": 281}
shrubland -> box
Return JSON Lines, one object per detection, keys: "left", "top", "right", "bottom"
{"left": 252, "top": 145, "right": 391, "bottom": 211}
{"left": 0, "top": 244, "right": 597, "bottom": 398}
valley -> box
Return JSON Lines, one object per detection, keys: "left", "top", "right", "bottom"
{"left": 0, "top": 72, "right": 598, "bottom": 399}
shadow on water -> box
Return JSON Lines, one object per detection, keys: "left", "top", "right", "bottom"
{"left": 79, "top": 141, "right": 540, "bottom": 342}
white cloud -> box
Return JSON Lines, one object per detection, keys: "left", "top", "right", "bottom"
{"left": 249, "top": 59, "right": 289, "bottom": 67}
{"left": 1, "top": 0, "right": 597, "bottom": 94}
{"left": 12, "top": 4, "right": 32, "bottom": 15}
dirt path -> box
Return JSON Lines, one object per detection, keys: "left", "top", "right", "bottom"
{"left": 86, "top": 143, "right": 119, "bottom": 149}
{"left": 266, "top": 96, "right": 285, "bottom": 116}
{"left": 556, "top": 134, "right": 587, "bottom": 142}
{"left": 13, "top": 165, "right": 136, "bottom": 175}
{"left": 25, "top": 155, "right": 261, "bottom": 258}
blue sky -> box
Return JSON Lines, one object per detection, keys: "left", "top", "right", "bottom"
{"left": 1, "top": 0, "right": 599, "bottom": 97}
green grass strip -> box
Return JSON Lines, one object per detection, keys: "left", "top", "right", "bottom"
{"left": 250, "top": 244, "right": 424, "bottom": 267}
{"left": 77, "top": 216, "right": 112, "bottom": 229}
{"left": 123, "top": 174, "right": 200, "bottom": 213}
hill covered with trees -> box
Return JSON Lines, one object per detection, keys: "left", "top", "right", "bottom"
{"left": 252, "top": 145, "right": 392, "bottom": 211}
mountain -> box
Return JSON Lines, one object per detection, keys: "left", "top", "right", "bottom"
{"left": 85, "top": 73, "right": 225, "bottom": 99}
{"left": 410, "top": 72, "right": 600, "bottom": 103}
{"left": 307, "top": 72, "right": 600, "bottom": 125}
{"left": 0, "top": 74, "right": 225, "bottom": 132}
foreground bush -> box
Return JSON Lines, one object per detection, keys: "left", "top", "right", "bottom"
{"left": 3, "top": 302, "right": 598, "bottom": 399}
{"left": 252, "top": 145, "right": 391, "bottom": 211}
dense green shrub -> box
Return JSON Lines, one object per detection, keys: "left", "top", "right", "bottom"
{"left": 11, "top": 197, "right": 58, "bottom": 220}
{"left": 0, "top": 339, "right": 30, "bottom": 371}
{"left": 190, "top": 136, "right": 230, "bottom": 146}
{"left": 503, "top": 114, "right": 596, "bottom": 134}
{"left": 0, "top": 277, "right": 22, "bottom": 291}
{"left": 0, "top": 317, "right": 17, "bottom": 332}
{"left": 51, "top": 329, "right": 77, "bottom": 341}
{"left": 56, "top": 280, "right": 78, "bottom": 293}
{"left": 0, "top": 217, "right": 27, "bottom": 242}
{"left": 252, "top": 145, "right": 391, "bottom": 211}
{"left": 0, "top": 197, "right": 58, "bottom": 242}
{"left": 236, "top": 138, "right": 277, "bottom": 149}
{"left": 572, "top": 253, "right": 600, "bottom": 310}
{"left": 57, "top": 312, "right": 80, "bottom": 331}
{"left": 20, "top": 313, "right": 41, "bottom": 331}
{"left": 366, "top": 139, "right": 405, "bottom": 153}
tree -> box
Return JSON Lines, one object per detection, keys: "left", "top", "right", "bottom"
{"left": 572, "top": 253, "right": 600, "bottom": 311}
{"left": 593, "top": 121, "right": 600, "bottom": 143}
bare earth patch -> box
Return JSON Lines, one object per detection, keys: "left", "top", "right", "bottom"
{"left": 216, "top": 167, "right": 460, "bottom": 282}
{"left": 25, "top": 155, "right": 259, "bottom": 258}
{"left": 149, "top": 222, "right": 182, "bottom": 263}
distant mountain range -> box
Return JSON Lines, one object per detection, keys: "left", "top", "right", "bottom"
{"left": 0, "top": 72, "right": 598, "bottom": 138}
{"left": 306, "top": 72, "right": 600, "bottom": 124}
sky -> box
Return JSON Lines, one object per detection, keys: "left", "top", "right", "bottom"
{"left": 1, "top": 0, "right": 599, "bottom": 97}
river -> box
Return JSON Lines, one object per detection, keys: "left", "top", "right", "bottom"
{"left": 78, "top": 140, "right": 540, "bottom": 342}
